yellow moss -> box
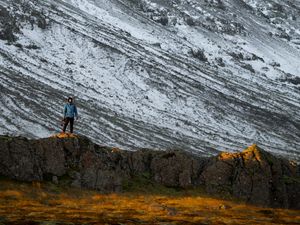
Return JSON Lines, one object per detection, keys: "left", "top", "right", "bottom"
{"left": 0, "top": 190, "right": 23, "bottom": 198}
{"left": 50, "top": 132, "right": 78, "bottom": 139}
{"left": 218, "top": 152, "right": 236, "bottom": 160}
{"left": 218, "top": 144, "right": 261, "bottom": 161}
{"left": 0, "top": 182, "right": 299, "bottom": 225}
{"left": 242, "top": 144, "right": 262, "bottom": 162}
{"left": 242, "top": 144, "right": 258, "bottom": 154}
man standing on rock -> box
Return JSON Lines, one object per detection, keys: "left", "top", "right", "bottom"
{"left": 62, "top": 97, "right": 78, "bottom": 133}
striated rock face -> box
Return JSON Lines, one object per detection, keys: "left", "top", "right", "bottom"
{"left": 0, "top": 135, "right": 299, "bottom": 209}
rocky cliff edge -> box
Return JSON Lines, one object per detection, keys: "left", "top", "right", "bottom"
{"left": 0, "top": 135, "right": 299, "bottom": 209}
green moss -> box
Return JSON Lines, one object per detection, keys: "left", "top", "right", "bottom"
{"left": 0, "top": 175, "right": 9, "bottom": 181}
{"left": 122, "top": 172, "right": 210, "bottom": 197}
{"left": 39, "top": 221, "right": 74, "bottom": 225}
{"left": 43, "top": 173, "right": 73, "bottom": 191}
{"left": 122, "top": 173, "right": 181, "bottom": 195}
{"left": 264, "top": 154, "right": 275, "bottom": 166}
{"left": 46, "top": 183, "right": 63, "bottom": 194}
{"left": 39, "top": 222, "right": 59, "bottom": 225}
{"left": 0, "top": 215, "right": 7, "bottom": 223}
{"left": 58, "top": 174, "right": 72, "bottom": 186}
{"left": 282, "top": 175, "right": 300, "bottom": 184}
{"left": 140, "top": 171, "right": 151, "bottom": 179}
{"left": 0, "top": 136, "right": 13, "bottom": 142}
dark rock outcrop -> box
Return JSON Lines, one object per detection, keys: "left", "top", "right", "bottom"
{"left": 200, "top": 145, "right": 300, "bottom": 208}
{"left": 0, "top": 135, "right": 299, "bottom": 209}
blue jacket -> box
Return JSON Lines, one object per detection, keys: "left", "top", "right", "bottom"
{"left": 64, "top": 103, "right": 78, "bottom": 118}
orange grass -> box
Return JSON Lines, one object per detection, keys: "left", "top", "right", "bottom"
{"left": 0, "top": 179, "right": 299, "bottom": 225}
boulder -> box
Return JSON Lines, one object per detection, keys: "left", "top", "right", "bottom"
{"left": 200, "top": 144, "right": 300, "bottom": 208}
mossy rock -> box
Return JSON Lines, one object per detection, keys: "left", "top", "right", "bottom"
{"left": 58, "top": 174, "right": 73, "bottom": 186}
{"left": 123, "top": 172, "right": 190, "bottom": 196}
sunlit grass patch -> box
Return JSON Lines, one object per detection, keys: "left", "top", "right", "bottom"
{"left": 0, "top": 179, "right": 299, "bottom": 224}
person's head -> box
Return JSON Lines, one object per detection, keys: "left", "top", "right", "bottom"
{"left": 67, "top": 97, "right": 73, "bottom": 103}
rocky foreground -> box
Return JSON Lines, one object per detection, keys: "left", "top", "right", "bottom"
{"left": 0, "top": 135, "right": 299, "bottom": 209}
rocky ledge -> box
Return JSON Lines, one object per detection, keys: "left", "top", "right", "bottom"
{"left": 0, "top": 135, "right": 299, "bottom": 209}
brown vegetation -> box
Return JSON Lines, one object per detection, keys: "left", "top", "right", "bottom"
{"left": 0, "top": 179, "right": 299, "bottom": 224}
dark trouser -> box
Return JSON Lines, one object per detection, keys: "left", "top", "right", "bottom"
{"left": 62, "top": 117, "right": 74, "bottom": 133}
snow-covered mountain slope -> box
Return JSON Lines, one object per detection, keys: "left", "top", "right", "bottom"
{"left": 0, "top": 0, "right": 300, "bottom": 159}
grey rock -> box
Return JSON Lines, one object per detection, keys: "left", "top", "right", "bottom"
{"left": 0, "top": 136, "right": 299, "bottom": 209}
{"left": 52, "top": 175, "right": 58, "bottom": 185}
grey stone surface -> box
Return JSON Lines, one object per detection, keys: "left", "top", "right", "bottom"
{"left": 0, "top": 135, "right": 299, "bottom": 209}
